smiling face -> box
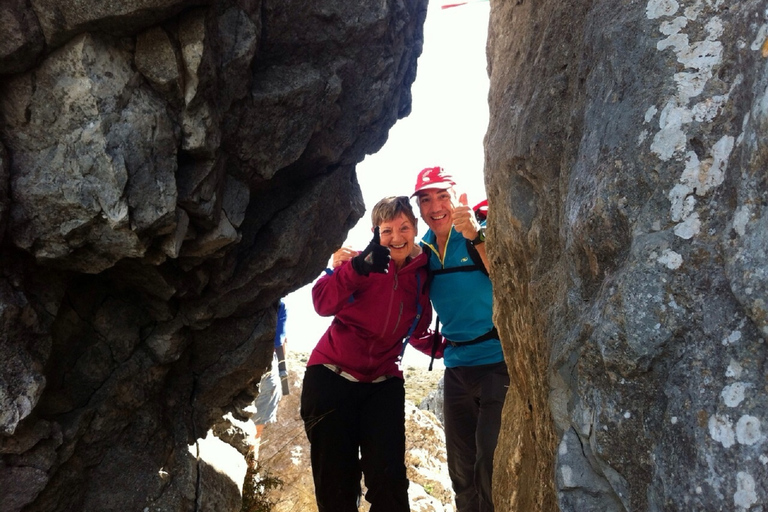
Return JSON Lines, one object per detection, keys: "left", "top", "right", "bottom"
{"left": 377, "top": 213, "right": 417, "bottom": 268}
{"left": 416, "top": 187, "right": 456, "bottom": 240}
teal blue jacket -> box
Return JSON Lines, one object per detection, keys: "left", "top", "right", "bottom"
{"left": 421, "top": 226, "right": 504, "bottom": 368}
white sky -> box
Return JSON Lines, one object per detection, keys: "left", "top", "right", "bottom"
{"left": 285, "top": 1, "right": 490, "bottom": 362}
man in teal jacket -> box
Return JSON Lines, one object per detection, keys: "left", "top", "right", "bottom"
{"left": 412, "top": 166, "right": 509, "bottom": 512}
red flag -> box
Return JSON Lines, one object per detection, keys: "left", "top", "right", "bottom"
{"left": 441, "top": 0, "right": 489, "bottom": 9}
{"left": 441, "top": 2, "right": 469, "bottom": 8}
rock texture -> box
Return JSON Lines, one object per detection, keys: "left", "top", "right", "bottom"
{"left": 0, "top": 1, "right": 427, "bottom": 510}
{"left": 486, "top": 0, "right": 768, "bottom": 511}
{"left": 419, "top": 374, "right": 445, "bottom": 424}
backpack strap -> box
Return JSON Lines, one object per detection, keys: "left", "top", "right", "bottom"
{"left": 399, "top": 272, "right": 424, "bottom": 360}
{"left": 425, "top": 238, "right": 488, "bottom": 283}
{"left": 464, "top": 239, "right": 488, "bottom": 277}
{"left": 445, "top": 326, "right": 499, "bottom": 347}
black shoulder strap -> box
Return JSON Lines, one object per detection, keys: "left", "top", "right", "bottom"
{"left": 464, "top": 239, "right": 488, "bottom": 277}
{"left": 423, "top": 239, "right": 488, "bottom": 285}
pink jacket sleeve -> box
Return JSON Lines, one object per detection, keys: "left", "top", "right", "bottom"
{"left": 311, "top": 261, "right": 364, "bottom": 317}
{"left": 408, "top": 330, "right": 445, "bottom": 359}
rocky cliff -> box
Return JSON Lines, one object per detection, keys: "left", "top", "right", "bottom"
{"left": 486, "top": 0, "right": 767, "bottom": 510}
{"left": 0, "top": 0, "right": 427, "bottom": 510}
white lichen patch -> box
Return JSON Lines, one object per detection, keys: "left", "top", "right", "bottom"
{"left": 726, "top": 359, "right": 744, "bottom": 379}
{"left": 692, "top": 94, "right": 727, "bottom": 122}
{"left": 750, "top": 22, "right": 768, "bottom": 52}
{"left": 709, "top": 414, "right": 735, "bottom": 448}
{"left": 658, "top": 248, "right": 683, "bottom": 269}
{"left": 733, "top": 205, "right": 752, "bottom": 236}
{"left": 669, "top": 181, "right": 696, "bottom": 221}
{"left": 673, "top": 211, "right": 701, "bottom": 239}
{"left": 738, "top": 112, "right": 750, "bottom": 144}
{"left": 651, "top": 101, "right": 690, "bottom": 160}
{"left": 647, "top": 0, "right": 680, "bottom": 19}
{"left": 646, "top": 2, "right": 739, "bottom": 241}
{"left": 645, "top": 105, "right": 659, "bottom": 123}
{"left": 722, "top": 330, "right": 743, "bottom": 346}
{"left": 709, "top": 135, "right": 735, "bottom": 189}
{"left": 734, "top": 472, "right": 757, "bottom": 509}
{"left": 736, "top": 415, "right": 763, "bottom": 446}
{"left": 720, "top": 382, "right": 749, "bottom": 407}
{"left": 561, "top": 465, "right": 575, "bottom": 487}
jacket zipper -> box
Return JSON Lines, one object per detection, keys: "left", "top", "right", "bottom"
{"left": 391, "top": 301, "right": 403, "bottom": 335}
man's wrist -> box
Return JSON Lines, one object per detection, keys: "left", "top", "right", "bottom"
{"left": 470, "top": 227, "right": 486, "bottom": 246}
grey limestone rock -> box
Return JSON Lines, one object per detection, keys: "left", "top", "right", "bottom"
{"left": 486, "top": 0, "right": 768, "bottom": 510}
{"left": 0, "top": 0, "right": 427, "bottom": 510}
{"left": 0, "top": 0, "right": 45, "bottom": 75}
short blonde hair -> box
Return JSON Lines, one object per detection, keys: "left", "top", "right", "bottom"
{"left": 371, "top": 196, "right": 418, "bottom": 229}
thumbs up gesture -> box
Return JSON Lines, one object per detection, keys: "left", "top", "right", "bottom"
{"left": 452, "top": 192, "right": 482, "bottom": 241}
{"left": 351, "top": 226, "right": 391, "bottom": 276}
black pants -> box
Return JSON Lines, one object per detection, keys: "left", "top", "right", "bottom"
{"left": 444, "top": 361, "right": 509, "bottom": 512}
{"left": 300, "top": 365, "right": 409, "bottom": 512}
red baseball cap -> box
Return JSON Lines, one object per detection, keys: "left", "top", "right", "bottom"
{"left": 411, "top": 166, "right": 456, "bottom": 197}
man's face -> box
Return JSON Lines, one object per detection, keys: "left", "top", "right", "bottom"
{"left": 416, "top": 188, "right": 455, "bottom": 238}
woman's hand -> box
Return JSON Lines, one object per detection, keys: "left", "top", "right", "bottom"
{"left": 351, "top": 227, "right": 390, "bottom": 276}
{"left": 331, "top": 246, "right": 359, "bottom": 268}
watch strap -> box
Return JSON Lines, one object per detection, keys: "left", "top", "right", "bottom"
{"left": 470, "top": 228, "right": 486, "bottom": 246}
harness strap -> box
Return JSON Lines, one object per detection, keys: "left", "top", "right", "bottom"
{"left": 430, "top": 264, "right": 485, "bottom": 276}
{"left": 400, "top": 272, "right": 424, "bottom": 360}
{"left": 426, "top": 238, "right": 488, "bottom": 286}
{"left": 445, "top": 326, "right": 499, "bottom": 347}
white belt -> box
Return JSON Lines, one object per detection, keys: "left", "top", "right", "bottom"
{"left": 323, "top": 364, "right": 391, "bottom": 383}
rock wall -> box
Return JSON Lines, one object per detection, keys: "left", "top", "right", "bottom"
{"left": 486, "top": 0, "right": 768, "bottom": 510}
{"left": 0, "top": 1, "right": 427, "bottom": 510}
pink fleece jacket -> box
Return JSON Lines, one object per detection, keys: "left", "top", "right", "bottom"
{"left": 307, "top": 252, "right": 435, "bottom": 382}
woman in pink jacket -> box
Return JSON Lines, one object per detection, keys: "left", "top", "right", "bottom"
{"left": 301, "top": 196, "right": 434, "bottom": 512}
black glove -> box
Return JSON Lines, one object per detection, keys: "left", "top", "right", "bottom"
{"left": 351, "top": 226, "right": 390, "bottom": 276}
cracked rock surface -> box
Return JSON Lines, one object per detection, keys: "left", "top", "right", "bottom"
{"left": 0, "top": 1, "right": 426, "bottom": 510}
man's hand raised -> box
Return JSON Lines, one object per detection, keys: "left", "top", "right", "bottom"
{"left": 351, "top": 226, "right": 391, "bottom": 276}
{"left": 452, "top": 192, "right": 482, "bottom": 241}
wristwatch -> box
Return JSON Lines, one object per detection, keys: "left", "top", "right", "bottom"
{"left": 470, "top": 227, "right": 486, "bottom": 246}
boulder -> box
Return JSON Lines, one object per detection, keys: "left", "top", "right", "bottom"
{"left": 486, "top": 1, "right": 768, "bottom": 510}
{"left": 0, "top": 0, "right": 427, "bottom": 510}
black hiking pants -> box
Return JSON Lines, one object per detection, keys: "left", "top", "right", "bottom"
{"left": 444, "top": 361, "right": 509, "bottom": 512}
{"left": 300, "top": 364, "right": 409, "bottom": 512}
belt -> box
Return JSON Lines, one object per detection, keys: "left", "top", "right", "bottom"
{"left": 323, "top": 364, "right": 391, "bottom": 383}
{"left": 446, "top": 327, "right": 499, "bottom": 348}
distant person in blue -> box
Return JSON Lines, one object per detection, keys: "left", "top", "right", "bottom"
{"left": 411, "top": 166, "right": 509, "bottom": 512}
{"left": 247, "top": 298, "right": 288, "bottom": 461}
